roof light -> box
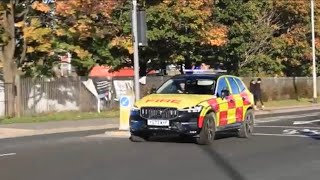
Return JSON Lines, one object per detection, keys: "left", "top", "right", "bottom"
{"left": 183, "top": 69, "right": 227, "bottom": 74}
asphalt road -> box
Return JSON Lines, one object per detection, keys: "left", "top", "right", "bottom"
{"left": 0, "top": 113, "right": 320, "bottom": 180}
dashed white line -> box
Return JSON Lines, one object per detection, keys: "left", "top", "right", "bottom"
{"left": 0, "top": 153, "right": 16, "bottom": 157}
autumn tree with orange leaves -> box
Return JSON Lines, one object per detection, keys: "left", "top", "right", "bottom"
{"left": 1, "top": 0, "right": 320, "bottom": 80}
{"left": 116, "top": 0, "right": 228, "bottom": 75}
{"left": 0, "top": 0, "right": 122, "bottom": 115}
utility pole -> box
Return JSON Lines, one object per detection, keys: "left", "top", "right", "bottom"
{"left": 311, "top": 0, "right": 318, "bottom": 103}
{"left": 132, "top": 0, "right": 140, "bottom": 101}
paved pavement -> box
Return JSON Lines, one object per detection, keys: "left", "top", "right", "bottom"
{"left": 0, "top": 105, "right": 319, "bottom": 139}
{"left": 0, "top": 112, "right": 319, "bottom": 180}
{"left": 0, "top": 118, "right": 119, "bottom": 139}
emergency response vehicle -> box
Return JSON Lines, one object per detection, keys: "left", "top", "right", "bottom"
{"left": 129, "top": 69, "right": 255, "bottom": 145}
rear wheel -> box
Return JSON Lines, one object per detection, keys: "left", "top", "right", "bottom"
{"left": 238, "top": 109, "right": 254, "bottom": 138}
{"left": 196, "top": 113, "right": 216, "bottom": 145}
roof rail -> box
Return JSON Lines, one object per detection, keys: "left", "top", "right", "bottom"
{"left": 183, "top": 69, "right": 227, "bottom": 74}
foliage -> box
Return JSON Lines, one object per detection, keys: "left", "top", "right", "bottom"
{"left": 143, "top": 0, "right": 228, "bottom": 73}
{"left": 1, "top": 0, "right": 320, "bottom": 78}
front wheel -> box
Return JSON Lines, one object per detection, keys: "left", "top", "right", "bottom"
{"left": 196, "top": 113, "right": 216, "bottom": 145}
{"left": 238, "top": 109, "right": 254, "bottom": 138}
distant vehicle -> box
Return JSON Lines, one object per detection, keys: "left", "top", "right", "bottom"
{"left": 129, "top": 69, "right": 255, "bottom": 145}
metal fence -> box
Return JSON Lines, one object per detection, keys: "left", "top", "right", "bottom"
{"left": 18, "top": 77, "right": 117, "bottom": 116}
{"left": 0, "top": 82, "right": 15, "bottom": 118}
{"left": 1, "top": 77, "right": 117, "bottom": 118}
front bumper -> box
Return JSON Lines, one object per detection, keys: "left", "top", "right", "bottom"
{"left": 129, "top": 110, "right": 200, "bottom": 136}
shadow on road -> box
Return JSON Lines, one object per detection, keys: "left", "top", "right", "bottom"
{"left": 145, "top": 132, "right": 239, "bottom": 144}
{"left": 145, "top": 132, "right": 247, "bottom": 180}
{"left": 200, "top": 145, "right": 247, "bottom": 180}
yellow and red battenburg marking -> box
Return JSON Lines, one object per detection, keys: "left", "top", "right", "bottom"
{"left": 240, "top": 92, "right": 252, "bottom": 105}
{"left": 197, "top": 91, "right": 253, "bottom": 129}
{"left": 219, "top": 111, "right": 228, "bottom": 126}
{"left": 236, "top": 107, "right": 243, "bottom": 122}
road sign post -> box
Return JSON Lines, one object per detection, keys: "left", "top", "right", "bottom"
{"left": 132, "top": 0, "right": 140, "bottom": 101}
{"left": 119, "top": 94, "right": 134, "bottom": 130}
{"left": 311, "top": 0, "right": 318, "bottom": 103}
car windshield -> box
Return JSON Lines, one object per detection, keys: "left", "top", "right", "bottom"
{"left": 156, "top": 77, "right": 216, "bottom": 95}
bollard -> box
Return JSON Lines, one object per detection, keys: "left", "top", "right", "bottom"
{"left": 119, "top": 94, "right": 134, "bottom": 130}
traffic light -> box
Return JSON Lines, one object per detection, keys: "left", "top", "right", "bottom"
{"left": 131, "top": 9, "right": 148, "bottom": 47}
{"left": 137, "top": 10, "right": 148, "bottom": 46}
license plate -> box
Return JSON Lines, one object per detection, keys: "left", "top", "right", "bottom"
{"left": 147, "top": 120, "right": 169, "bottom": 126}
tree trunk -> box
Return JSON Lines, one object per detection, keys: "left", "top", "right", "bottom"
{"left": 2, "top": 45, "right": 17, "bottom": 117}
{"left": 1, "top": 0, "right": 17, "bottom": 117}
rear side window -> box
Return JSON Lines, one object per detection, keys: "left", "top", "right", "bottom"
{"left": 227, "top": 77, "right": 240, "bottom": 94}
{"left": 234, "top": 78, "right": 246, "bottom": 92}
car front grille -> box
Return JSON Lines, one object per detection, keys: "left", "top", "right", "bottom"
{"left": 140, "top": 107, "right": 179, "bottom": 120}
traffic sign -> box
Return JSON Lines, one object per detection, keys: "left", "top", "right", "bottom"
{"left": 120, "top": 96, "right": 130, "bottom": 107}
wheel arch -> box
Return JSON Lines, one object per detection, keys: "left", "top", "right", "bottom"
{"left": 198, "top": 106, "right": 217, "bottom": 129}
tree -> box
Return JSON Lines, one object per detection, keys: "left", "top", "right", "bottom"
{"left": 215, "top": 0, "right": 282, "bottom": 76}
{"left": 271, "top": 0, "right": 320, "bottom": 76}
{"left": 141, "top": 0, "right": 228, "bottom": 74}
{"left": 52, "top": 0, "right": 123, "bottom": 76}
{"left": 0, "top": 0, "right": 35, "bottom": 116}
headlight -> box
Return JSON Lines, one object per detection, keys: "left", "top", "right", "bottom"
{"left": 182, "top": 105, "right": 203, "bottom": 113}
{"left": 131, "top": 105, "right": 140, "bottom": 111}
{"left": 130, "top": 105, "right": 140, "bottom": 116}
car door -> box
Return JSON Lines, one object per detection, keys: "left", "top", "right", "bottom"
{"left": 234, "top": 77, "right": 253, "bottom": 121}
{"left": 226, "top": 77, "right": 243, "bottom": 124}
{"left": 212, "top": 76, "right": 231, "bottom": 127}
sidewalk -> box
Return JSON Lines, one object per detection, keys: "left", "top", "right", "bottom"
{"left": 0, "top": 118, "right": 119, "bottom": 139}
{"left": 254, "top": 104, "right": 320, "bottom": 118}
{"left": 0, "top": 105, "right": 319, "bottom": 139}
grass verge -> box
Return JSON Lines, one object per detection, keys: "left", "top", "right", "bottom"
{"left": 263, "top": 98, "right": 316, "bottom": 108}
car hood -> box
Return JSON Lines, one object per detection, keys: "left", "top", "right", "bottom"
{"left": 134, "top": 94, "right": 213, "bottom": 109}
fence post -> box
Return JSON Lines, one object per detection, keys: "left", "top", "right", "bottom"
{"left": 79, "top": 76, "right": 82, "bottom": 111}
{"left": 15, "top": 75, "right": 21, "bottom": 117}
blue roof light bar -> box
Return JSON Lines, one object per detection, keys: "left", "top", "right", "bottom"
{"left": 183, "top": 69, "right": 227, "bottom": 74}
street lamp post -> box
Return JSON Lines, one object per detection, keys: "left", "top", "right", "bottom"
{"left": 311, "top": 0, "right": 318, "bottom": 103}
{"left": 132, "top": 0, "right": 140, "bottom": 101}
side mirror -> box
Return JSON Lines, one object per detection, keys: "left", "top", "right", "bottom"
{"left": 221, "top": 89, "right": 230, "bottom": 99}
{"left": 149, "top": 87, "right": 157, "bottom": 94}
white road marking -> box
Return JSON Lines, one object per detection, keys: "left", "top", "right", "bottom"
{"left": 253, "top": 133, "right": 317, "bottom": 138}
{"left": 256, "top": 113, "right": 320, "bottom": 123}
{"left": 283, "top": 129, "right": 298, "bottom": 135}
{"left": 293, "top": 119, "right": 320, "bottom": 125}
{"left": 283, "top": 129, "right": 320, "bottom": 135}
{"left": 0, "top": 153, "right": 16, "bottom": 157}
{"left": 255, "top": 125, "right": 320, "bottom": 130}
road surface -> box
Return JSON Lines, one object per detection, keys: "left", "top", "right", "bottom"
{"left": 0, "top": 113, "right": 319, "bottom": 180}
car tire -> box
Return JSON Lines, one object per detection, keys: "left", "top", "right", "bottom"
{"left": 238, "top": 109, "right": 254, "bottom": 138}
{"left": 129, "top": 133, "right": 149, "bottom": 142}
{"left": 196, "top": 112, "right": 216, "bottom": 145}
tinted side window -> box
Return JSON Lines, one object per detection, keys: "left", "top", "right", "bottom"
{"left": 216, "top": 77, "right": 229, "bottom": 97}
{"left": 234, "top": 78, "right": 246, "bottom": 92}
{"left": 227, "top": 77, "right": 240, "bottom": 94}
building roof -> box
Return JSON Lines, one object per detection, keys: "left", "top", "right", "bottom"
{"left": 89, "top": 65, "right": 157, "bottom": 77}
